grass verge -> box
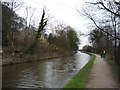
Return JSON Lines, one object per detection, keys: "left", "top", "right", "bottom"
{"left": 63, "top": 54, "right": 96, "bottom": 89}
{"left": 105, "top": 56, "right": 120, "bottom": 80}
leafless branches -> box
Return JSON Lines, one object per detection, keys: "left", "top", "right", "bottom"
{"left": 77, "top": 0, "right": 120, "bottom": 40}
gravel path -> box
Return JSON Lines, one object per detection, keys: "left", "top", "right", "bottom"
{"left": 85, "top": 54, "right": 118, "bottom": 88}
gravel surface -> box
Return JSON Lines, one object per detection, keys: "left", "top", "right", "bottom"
{"left": 85, "top": 54, "right": 118, "bottom": 88}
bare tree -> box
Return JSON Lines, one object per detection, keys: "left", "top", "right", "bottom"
{"left": 25, "top": 7, "right": 39, "bottom": 29}
{"left": 3, "top": 0, "right": 24, "bottom": 11}
{"left": 2, "top": 0, "right": 24, "bottom": 54}
{"left": 78, "top": 0, "right": 120, "bottom": 64}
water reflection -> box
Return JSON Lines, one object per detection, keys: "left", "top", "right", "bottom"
{"left": 3, "top": 51, "right": 90, "bottom": 88}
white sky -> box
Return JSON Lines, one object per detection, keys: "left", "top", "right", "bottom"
{"left": 3, "top": 0, "right": 92, "bottom": 49}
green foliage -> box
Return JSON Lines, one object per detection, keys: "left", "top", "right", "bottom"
{"left": 63, "top": 54, "right": 96, "bottom": 88}
{"left": 82, "top": 45, "right": 94, "bottom": 52}
{"left": 56, "top": 30, "right": 69, "bottom": 49}
{"left": 35, "top": 9, "right": 47, "bottom": 42}
{"left": 66, "top": 27, "right": 79, "bottom": 51}
{"left": 27, "top": 9, "right": 48, "bottom": 53}
{"left": 47, "top": 26, "right": 79, "bottom": 52}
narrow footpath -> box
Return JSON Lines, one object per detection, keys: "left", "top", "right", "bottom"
{"left": 85, "top": 54, "right": 118, "bottom": 88}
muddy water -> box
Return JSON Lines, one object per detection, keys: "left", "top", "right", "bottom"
{"left": 2, "top": 51, "right": 90, "bottom": 88}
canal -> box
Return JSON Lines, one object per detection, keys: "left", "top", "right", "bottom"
{"left": 2, "top": 51, "right": 90, "bottom": 88}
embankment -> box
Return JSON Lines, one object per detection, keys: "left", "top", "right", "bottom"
{"left": 63, "top": 54, "right": 96, "bottom": 88}
{"left": 2, "top": 52, "right": 72, "bottom": 66}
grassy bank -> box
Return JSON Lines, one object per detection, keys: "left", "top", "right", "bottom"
{"left": 105, "top": 56, "right": 120, "bottom": 80}
{"left": 63, "top": 54, "right": 96, "bottom": 88}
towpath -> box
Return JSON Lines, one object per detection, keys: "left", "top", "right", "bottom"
{"left": 85, "top": 54, "right": 118, "bottom": 88}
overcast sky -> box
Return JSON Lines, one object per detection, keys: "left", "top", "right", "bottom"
{"left": 4, "top": 0, "right": 92, "bottom": 49}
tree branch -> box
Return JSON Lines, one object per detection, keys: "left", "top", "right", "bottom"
{"left": 89, "top": 16, "right": 120, "bottom": 40}
{"left": 99, "top": 2, "right": 120, "bottom": 17}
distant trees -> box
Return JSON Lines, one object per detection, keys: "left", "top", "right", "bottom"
{"left": 89, "top": 27, "right": 113, "bottom": 54}
{"left": 82, "top": 45, "right": 94, "bottom": 52}
{"left": 66, "top": 26, "right": 79, "bottom": 51}
{"left": 47, "top": 25, "right": 79, "bottom": 53}
{"left": 79, "top": 0, "right": 120, "bottom": 64}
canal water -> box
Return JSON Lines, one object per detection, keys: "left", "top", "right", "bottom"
{"left": 2, "top": 51, "right": 90, "bottom": 88}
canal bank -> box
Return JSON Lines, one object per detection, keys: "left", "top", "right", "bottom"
{"left": 3, "top": 51, "right": 90, "bottom": 88}
{"left": 2, "top": 52, "right": 72, "bottom": 66}
{"left": 63, "top": 54, "right": 96, "bottom": 88}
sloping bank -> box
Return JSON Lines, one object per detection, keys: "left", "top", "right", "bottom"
{"left": 2, "top": 52, "right": 72, "bottom": 66}
{"left": 63, "top": 54, "right": 96, "bottom": 88}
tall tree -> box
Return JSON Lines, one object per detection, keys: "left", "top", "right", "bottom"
{"left": 2, "top": 0, "right": 23, "bottom": 53}
{"left": 66, "top": 26, "right": 79, "bottom": 51}
{"left": 27, "top": 9, "right": 48, "bottom": 53}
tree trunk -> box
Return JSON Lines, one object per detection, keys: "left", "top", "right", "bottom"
{"left": 7, "top": 28, "right": 14, "bottom": 53}
{"left": 114, "top": 32, "right": 118, "bottom": 64}
{"left": 118, "top": 40, "right": 120, "bottom": 65}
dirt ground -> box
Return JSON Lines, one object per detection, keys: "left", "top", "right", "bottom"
{"left": 85, "top": 54, "right": 118, "bottom": 88}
